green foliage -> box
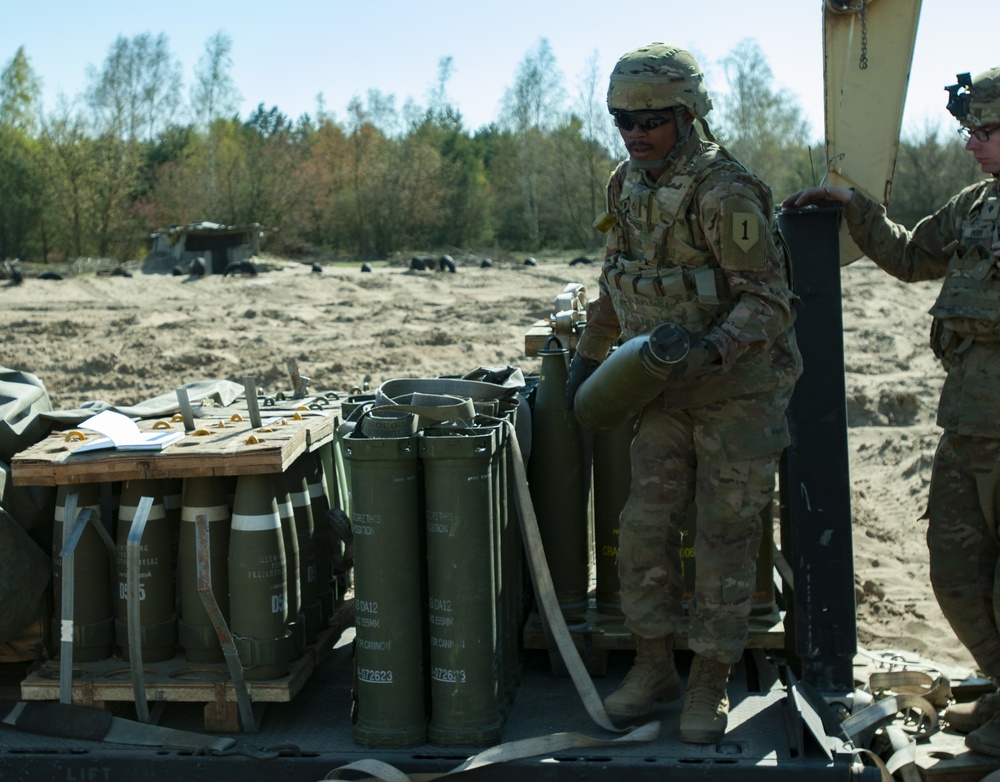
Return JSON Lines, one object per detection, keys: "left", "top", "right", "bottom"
{"left": 0, "top": 48, "right": 44, "bottom": 258}
{"left": 1, "top": 34, "right": 985, "bottom": 263}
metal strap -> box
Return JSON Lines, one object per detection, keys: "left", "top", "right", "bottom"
{"left": 58, "top": 494, "right": 94, "bottom": 705}
{"left": 125, "top": 496, "right": 154, "bottom": 723}
{"left": 195, "top": 515, "right": 257, "bottom": 733}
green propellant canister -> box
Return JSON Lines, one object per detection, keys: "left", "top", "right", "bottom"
{"left": 229, "top": 474, "right": 293, "bottom": 681}
{"left": 177, "top": 477, "right": 231, "bottom": 663}
{"left": 272, "top": 474, "right": 304, "bottom": 657}
{"left": 115, "top": 480, "right": 177, "bottom": 663}
{"left": 472, "top": 414, "right": 515, "bottom": 715}
{"left": 346, "top": 431, "right": 428, "bottom": 748}
{"left": 52, "top": 484, "right": 113, "bottom": 662}
{"left": 574, "top": 323, "right": 692, "bottom": 432}
{"left": 528, "top": 338, "right": 589, "bottom": 615}
{"left": 421, "top": 427, "right": 504, "bottom": 746}
{"left": 283, "top": 457, "right": 322, "bottom": 644}
{"left": 592, "top": 413, "right": 636, "bottom": 616}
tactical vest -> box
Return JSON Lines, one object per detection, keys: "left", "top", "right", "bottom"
{"left": 930, "top": 185, "right": 1000, "bottom": 348}
{"left": 602, "top": 143, "right": 744, "bottom": 340}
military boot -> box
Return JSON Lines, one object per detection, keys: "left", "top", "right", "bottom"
{"left": 946, "top": 689, "right": 1000, "bottom": 733}
{"left": 679, "top": 654, "right": 731, "bottom": 744}
{"left": 603, "top": 636, "right": 681, "bottom": 719}
{"left": 966, "top": 712, "right": 1000, "bottom": 756}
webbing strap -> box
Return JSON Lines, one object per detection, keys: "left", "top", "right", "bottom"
{"left": 325, "top": 723, "right": 661, "bottom": 781}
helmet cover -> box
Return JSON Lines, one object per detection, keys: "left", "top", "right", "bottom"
{"left": 607, "top": 43, "right": 713, "bottom": 118}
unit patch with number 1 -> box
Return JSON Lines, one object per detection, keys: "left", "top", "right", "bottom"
{"left": 720, "top": 196, "right": 766, "bottom": 270}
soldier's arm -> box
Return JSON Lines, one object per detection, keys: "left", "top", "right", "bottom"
{"left": 697, "top": 179, "right": 797, "bottom": 369}
{"left": 842, "top": 189, "right": 954, "bottom": 283}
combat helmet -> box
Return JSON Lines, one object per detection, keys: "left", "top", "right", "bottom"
{"left": 946, "top": 66, "right": 1000, "bottom": 127}
{"left": 607, "top": 43, "right": 713, "bottom": 118}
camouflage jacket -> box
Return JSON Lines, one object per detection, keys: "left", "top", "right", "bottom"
{"left": 844, "top": 178, "right": 1000, "bottom": 437}
{"left": 576, "top": 131, "right": 802, "bottom": 408}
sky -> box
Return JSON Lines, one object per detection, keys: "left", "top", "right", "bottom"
{"left": 0, "top": 1, "right": 993, "bottom": 142}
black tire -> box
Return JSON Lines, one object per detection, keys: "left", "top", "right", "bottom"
{"left": 223, "top": 260, "right": 257, "bottom": 276}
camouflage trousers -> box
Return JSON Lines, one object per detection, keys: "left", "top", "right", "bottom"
{"left": 927, "top": 430, "right": 1000, "bottom": 677}
{"left": 617, "top": 394, "right": 787, "bottom": 665}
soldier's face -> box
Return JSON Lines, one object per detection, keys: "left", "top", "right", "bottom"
{"left": 617, "top": 110, "right": 680, "bottom": 165}
{"left": 965, "top": 123, "right": 1000, "bottom": 175}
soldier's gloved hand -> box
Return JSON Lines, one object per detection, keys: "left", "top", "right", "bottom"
{"left": 565, "top": 353, "right": 600, "bottom": 410}
{"left": 678, "top": 338, "right": 720, "bottom": 378}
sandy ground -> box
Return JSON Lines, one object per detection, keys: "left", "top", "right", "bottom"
{"left": 0, "top": 252, "right": 977, "bottom": 678}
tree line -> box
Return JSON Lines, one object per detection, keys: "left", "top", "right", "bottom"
{"left": 0, "top": 34, "right": 983, "bottom": 264}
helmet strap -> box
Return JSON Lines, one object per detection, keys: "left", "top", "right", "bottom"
{"left": 628, "top": 107, "right": 694, "bottom": 170}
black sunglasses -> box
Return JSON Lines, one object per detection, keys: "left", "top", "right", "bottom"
{"left": 612, "top": 111, "right": 675, "bottom": 132}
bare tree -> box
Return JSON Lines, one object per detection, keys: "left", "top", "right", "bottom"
{"left": 86, "top": 33, "right": 181, "bottom": 143}
{"left": 715, "top": 39, "right": 814, "bottom": 198}
{"left": 498, "top": 38, "right": 567, "bottom": 246}
{"left": 191, "top": 31, "right": 241, "bottom": 217}
{"left": 575, "top": 50, "right": 621, "bottom": 246}
{"left": 191, "top": 31, "right": 241, "bottom": 129}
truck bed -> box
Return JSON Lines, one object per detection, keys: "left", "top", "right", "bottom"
{"left": 0, "top": 627, "right": 866, "bottom": 782}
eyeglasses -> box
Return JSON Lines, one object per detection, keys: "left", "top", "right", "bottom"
{"left": 958, "top": 125, "right": 1000, "bottom": 143}
{"left": 613, "top": 111, "right": 674, "bottom": 133}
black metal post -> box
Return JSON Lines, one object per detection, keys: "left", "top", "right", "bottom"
{"left": 776, "top": 205, "right": 857, "bottom": 693}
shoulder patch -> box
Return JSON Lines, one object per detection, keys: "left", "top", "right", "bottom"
{"left": 720, "top": 196, "right": 766, "bottom": 270}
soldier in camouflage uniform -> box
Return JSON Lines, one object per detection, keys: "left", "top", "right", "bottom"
{"left": 785, "top": 66, "right": 1000, "bottom": 757}
{"left": 565, "top": 43, "right": 802, "bottom": 744}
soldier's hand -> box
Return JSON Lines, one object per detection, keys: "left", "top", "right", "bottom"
{"left": 782, "top": 186, "right": 852, "bottom": 209}
{"left": 681, "top": 339, "right": 721, "bottom": 377}
{"left": 565, "top": 353, "right": 600, "bottom": 410}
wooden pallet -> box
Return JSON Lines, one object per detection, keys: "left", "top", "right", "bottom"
{"left": 20, "top": 601, "right": 354, "bottom": 732}
{"left": 522, "top": 605, "right": 784, "bottom": 676}
{"left": 10, "top": 407, "right": 339, "bottom": 486}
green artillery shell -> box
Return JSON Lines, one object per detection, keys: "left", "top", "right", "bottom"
{"left": 53, "top": 484, "right": 113, "bottom": 662}
{"left": 115, "top": 479, "right": 177, "bottom": 663}
{"left": 229, "top": 474, "right": 292, "bottom": 681}
{"left": 529, "top": 341, "right": 589, "bottom": 614}
{"left": 178, "top": 477, "right": 231, "bottom": 663}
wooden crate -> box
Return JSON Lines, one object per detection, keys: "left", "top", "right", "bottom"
{"left": 20, "top": 601, "right": 354, "bottom": 732}
{"left": 10, "top": 407, "right": 339, "bottom": 486}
